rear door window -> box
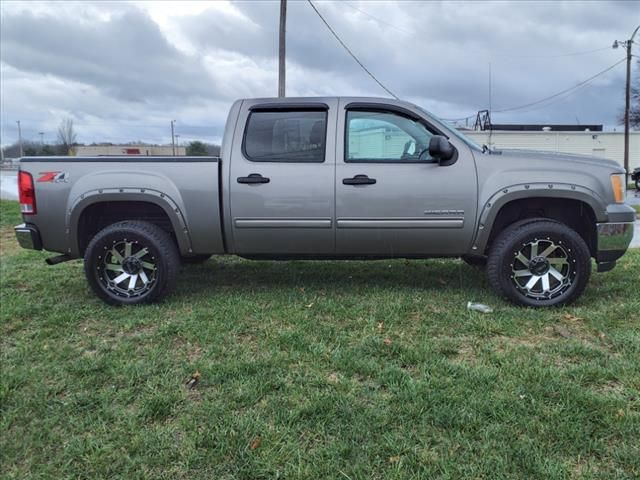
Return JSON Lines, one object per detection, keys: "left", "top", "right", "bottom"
{"left": 244, "top": 110, "right": 327, "bottom": 162}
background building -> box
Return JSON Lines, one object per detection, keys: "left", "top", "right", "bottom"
{"left": 464, "top": 130, "right": 640, "bottom": 170}
{"left": 74, "top": 145, "right": 186, "bottom": 156}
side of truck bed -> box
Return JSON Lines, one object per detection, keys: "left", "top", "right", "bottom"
{"left": 17, "top": 156, "right": 225, "bottom": 258}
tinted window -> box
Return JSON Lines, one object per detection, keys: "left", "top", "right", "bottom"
{"left": 346, "top": 110, "right": 435, "bottom": 163}
{"left": 244, "top": 110, "right": 327, "bottom": 162}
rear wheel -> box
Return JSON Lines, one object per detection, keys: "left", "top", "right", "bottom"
{"left": 487, "top": 220, "right": 591, "bottom": 307}
{"left": 84, "top": 221, "right": 180, "bottom": 305}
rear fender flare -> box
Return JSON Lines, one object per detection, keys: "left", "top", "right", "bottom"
{"left": 67, "top": 189, "right": 191, "bottom": 256}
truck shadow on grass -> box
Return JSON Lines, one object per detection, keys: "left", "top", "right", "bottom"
{"left": 172, "top": 257, "right": 616, "bottom": 310}
{"left": 175, "top": 258, "right": 491, "bottom": 299}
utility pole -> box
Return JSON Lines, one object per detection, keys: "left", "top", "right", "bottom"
{"left": 16, "top": 120, "right": 23, "bottom": 158}
{"left": 39, "top": 132, "right": 44, "bottom": 145}
{"left": 488, "top": 62, "right": 493, "bottom": 148}
{"left": 171, "top": 120, "right": 176, "bottom": 156}
{"left": 623, "top": 36, "right": 635, "bottom": 186}
{"left": 278, "top": 0, "right": 287, "bottom": 97}
{"left": 614, "top": 25, "right": 639, "bottom": 186}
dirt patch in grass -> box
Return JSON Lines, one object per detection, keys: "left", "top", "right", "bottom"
{"left": 591, "top": 380, "right": 626, "bottom": 396}
{"left": 0, "top": 226, "right": 20, "bottom": 256}
{"left": 446, "top": 315, "right": 610, "bottom": 366}
{"left": 496, "top": 314, "right": 606, "bottom": 350}
{"left": 172, "top": 336, "right": 203, "bottom": 362}
{"left": 451, "top": 343, "right": 478, "bottom": 363}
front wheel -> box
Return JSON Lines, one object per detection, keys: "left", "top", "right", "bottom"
{"left": 487, "top": 220, "right": 591, "bottom": 307}
{"left": 84, "top": 221, "right": 180, "bottom": 305}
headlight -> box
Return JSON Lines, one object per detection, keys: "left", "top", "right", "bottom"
{"left": 610, "top": 174, "right": 625, "bottom": 203}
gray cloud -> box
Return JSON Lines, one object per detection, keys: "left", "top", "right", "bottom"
{"left": 1, "top": 6, "right": 214, "bottom": 102}
{"left": 0, "top": 0, "right": 635, "bottom": 147}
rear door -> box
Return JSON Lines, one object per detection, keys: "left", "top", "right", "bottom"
{"left": 335, "top": 100, "right": 478, "bottom": 256}
{"left": 229, "top": 100, "right": 337, "bottom": 255}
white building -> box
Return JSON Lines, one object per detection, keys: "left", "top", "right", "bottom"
{"left": 464, "top": 130, "right": 640, "bottom": 171}
{"left": 74, "top": 145, "right": 186, "bottom": 156}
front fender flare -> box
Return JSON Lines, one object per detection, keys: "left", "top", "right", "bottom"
{"left": 471, "top": 182, "right": 606, "bottom": 253}
{"left": 67, "top": 188, "right": 192, "bottom": 257}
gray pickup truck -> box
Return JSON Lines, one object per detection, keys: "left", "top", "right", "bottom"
{"left": 15, "top": 97, "right": 635, "bottom": 307}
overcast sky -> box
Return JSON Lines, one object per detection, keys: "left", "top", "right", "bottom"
{"left": 0, "top": 0, "right": 637, "bottom": 147}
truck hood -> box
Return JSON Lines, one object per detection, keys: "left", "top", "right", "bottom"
{"left": 494, "top": 149, "right": 624, "bottom": 173}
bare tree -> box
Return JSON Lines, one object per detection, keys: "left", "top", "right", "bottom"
{"left": 629, "top": 85, "right": 640, "bottom": 129}
{"left": 57, "top": 118, "right": 77, "bottom": 155}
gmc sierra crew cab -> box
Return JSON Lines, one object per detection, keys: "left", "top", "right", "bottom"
{"left": 14, "top": 97, "right": 636, "bottom": 306}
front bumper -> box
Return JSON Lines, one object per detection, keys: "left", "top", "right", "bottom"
{"left": 14, "top": 223, "right": 42, "bottom": 250}
{"left": 595, "top": 219, "right": 635, "bottom": 272}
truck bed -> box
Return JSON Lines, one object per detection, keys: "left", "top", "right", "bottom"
{"left": 18, "top": 156, "right": 225, "bottom": 257}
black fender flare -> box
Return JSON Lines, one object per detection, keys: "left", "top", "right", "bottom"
{"left": 67, "top": 188, "right": 192, "bottom": 256}
{"left": 471, "top": 183, "right": 606, "bottom": 253}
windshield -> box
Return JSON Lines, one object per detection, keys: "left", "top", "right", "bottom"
{"left": 415, "top": 106, "right": 484, "bottom": 152}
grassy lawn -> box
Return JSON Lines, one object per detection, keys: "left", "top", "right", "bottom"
{"left": 1, "top": 199, "right": 639, "bottom": 479}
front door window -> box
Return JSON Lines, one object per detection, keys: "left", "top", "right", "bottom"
{"left": 346, "top": 110, "right": 435, "bottom": 163}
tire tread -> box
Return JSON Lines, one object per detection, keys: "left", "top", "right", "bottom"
{"left": 84, "top": 220, "right": 180, "bottom": 305}
{"left": 487, "top": 219, "right": 591, "bottom": 307}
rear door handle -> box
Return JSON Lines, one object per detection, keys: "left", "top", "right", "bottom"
{"left": 237, "top": 173, "right": 270, "bottom": 184}
{"left": 342, "top": 174, "right": 376, "bottom": 185}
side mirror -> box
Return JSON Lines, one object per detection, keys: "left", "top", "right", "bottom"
{"left": 428, "top": 135, "right": 456, "bottom": 166}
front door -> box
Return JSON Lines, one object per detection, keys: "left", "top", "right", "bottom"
{"left": 335, "top": 101, "right": 478, "bottom": 256}
{"left": 229, "top": 101, "right": 337, "bottom": 255}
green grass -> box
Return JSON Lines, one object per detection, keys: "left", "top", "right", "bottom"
{"left": 632, "top": 204, "right": 640, "bottom": 216}
{"left": 1, "top": 199, "right": 639, "bottom": 479}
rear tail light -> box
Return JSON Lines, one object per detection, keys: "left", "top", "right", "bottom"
{"left": 18, "top": 171, "right": 37, "bottom": 214}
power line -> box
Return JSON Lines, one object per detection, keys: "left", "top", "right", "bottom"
{"left": 441, "top": 58, "right": 625, "bottom": 122}
{"left": 338, "top": 2, "right": 612, "bottom": 61}
{"left": 493, "top": 46, "right": 611, "bottom": 59}
{"left": 340, "top": 3, "right": 610, "bottom": 61}
{"left": 306, "top": 0, "right": 398, "bottom": 99}
{"left": 441, "top": 115, "right": 476, "bottom": 122}
{"left": 341, "top": 1, "right": 413, "bottom": 35}
{"left": 494, "top": 76, "right": 599, "bottom": 116}
{"left": 493, "top": 58, "right": 626, "bottom": 113}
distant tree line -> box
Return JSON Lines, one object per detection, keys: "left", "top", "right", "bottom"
{"left": 186, "top": 141, "right": 220, "bottom": 156}
{"left": 1, "top": 118, "right": 221, "bottom": 159}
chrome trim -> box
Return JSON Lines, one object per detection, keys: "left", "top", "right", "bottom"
{"left": 337, "top": 218, "right": 464, "bottom": 229}
{"left": 14, "top": 223, "right": 41, "bottom": 250}
{"left": 596, "top": 222, "right": 634, "bottom": 251}
{"left": 234, "top": 218, "right": 332, "bottom": 228}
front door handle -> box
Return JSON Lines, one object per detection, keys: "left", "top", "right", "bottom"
{"left": 343, "top": 174, "right": 376, "bottom": 185}
{"left": 237, "top": 173, "right": 270, "bottom": 184}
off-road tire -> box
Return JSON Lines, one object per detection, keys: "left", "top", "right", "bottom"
{"left": 487, "top": 220, "right": 591, "bottom": 307}
{"left": 84, "top": 221, "right": 180, "bottom": 305}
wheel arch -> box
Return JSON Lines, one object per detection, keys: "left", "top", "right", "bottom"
{"left": 69, "top": 190, "right": 192, "bottom": 256}
{"left": 473, "top": 184, "right": 604, "bottom": 257}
